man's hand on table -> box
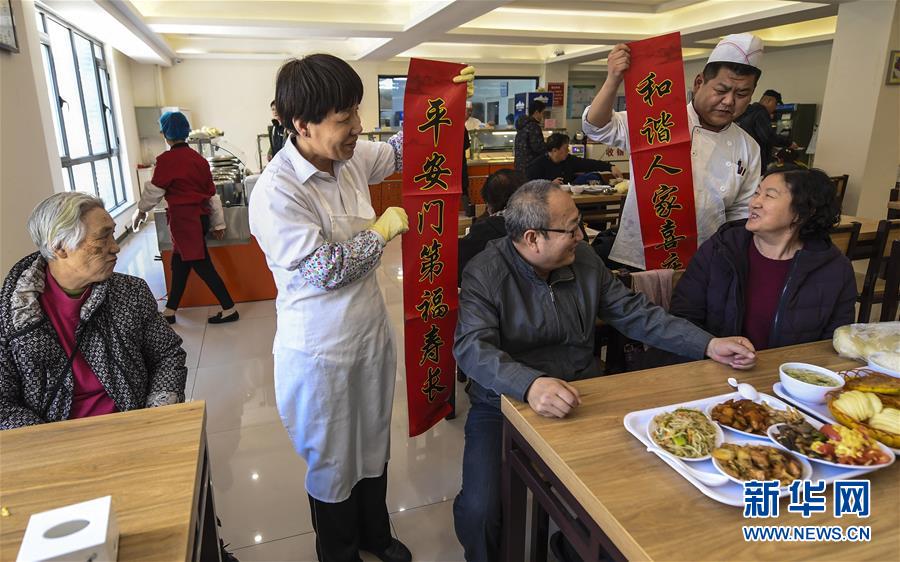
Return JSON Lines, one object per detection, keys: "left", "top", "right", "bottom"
{"left": 526, "top": 377, "right": 582, "bottom": 418}
{"left": 706, "top": 337, "right": 756, "bottom": 370}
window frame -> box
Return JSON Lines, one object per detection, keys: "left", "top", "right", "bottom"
{"left": 36, "top": 6, "right": 128, "bottom": 211}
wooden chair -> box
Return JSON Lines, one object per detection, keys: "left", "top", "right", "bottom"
{"left": 581, "top": 195, "right": 626, "bottom": 231}
{"left": 829, "top": 221, "right": 861, "bottom": 257}
{"left": 880, "top": 239, "right": 900, "bottom": 322}
{"left": 889, "top": 185, "right": 900, "bottom": 220}
{"left": 830, "top": 174, "right": 849, "bottom": 212}
{"left": 857, "top": 219, "right": 900, "bottom": 322}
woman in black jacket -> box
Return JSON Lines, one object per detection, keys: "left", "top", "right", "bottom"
{"left": 671, "top": 166, "right": 856, "bottom": 351}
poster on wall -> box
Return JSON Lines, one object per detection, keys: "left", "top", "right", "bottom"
{"left": 623, "top": 32, "right": 697, "bottom": 270}
{"left": 0, "top": 0, "right": 19, "bottom": 53}
{"left": 547, "top": 82, "right": 565, "bottom": 107}
{"left": 569, "top": 85, "right": 595, "bottom": 118}
{"left": 401, "top": 58, "right": 465, "bottom": 437}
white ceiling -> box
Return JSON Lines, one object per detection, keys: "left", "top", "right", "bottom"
{"left": 44, "top": 0, "right": 847, "bottom": 66}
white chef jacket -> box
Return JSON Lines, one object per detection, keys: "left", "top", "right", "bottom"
{"left": 582, "top": 103, "right": 761, "bottom": 270}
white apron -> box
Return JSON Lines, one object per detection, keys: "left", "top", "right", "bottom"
{"left": 273, "top": 176, "right": 396, "bottom": 503}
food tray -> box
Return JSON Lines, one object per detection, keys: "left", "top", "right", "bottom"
{"left": 623, "top": 391, "right": 887, "bottom": 507}
{"left": 773, "top": 382, "right": 900, "bottom": 454}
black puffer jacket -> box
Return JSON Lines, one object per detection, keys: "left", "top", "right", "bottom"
{"left": 0, "top": 253, "right": 187, "bottom": 429}
{"left": 671, "top": 220, "right": 856, "bottom": 348}
{"left": 513, "top": 115, "right": 545, "bottom": 173}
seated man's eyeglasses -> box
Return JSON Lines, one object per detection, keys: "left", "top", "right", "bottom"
{"left": 535, "top": 216, "right": 583, "bottom": 239}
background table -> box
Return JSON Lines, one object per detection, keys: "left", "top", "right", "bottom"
{"left": 501, "top": 341, "right": 899, "bottom": 561}
{"left": 0, "top": 402, "right": 220, "bottom": 561}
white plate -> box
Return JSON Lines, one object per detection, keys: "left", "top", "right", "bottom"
{"left": 868, "top": 353, "right": 900, "bottom": 378}
{"left": 773, "top": 382, "right": 900, "bottom": 454}
{"left": 623, "top": 390, "right": 892, "bottom": 507}
{"left": 646, "top": 409, "right": 724, "bottom": 462}
{"left": 710, "top": 439, "right": 813, "bottom": 488}
{"left": 767, "top": 422, "right": 896, "bottom": 469}
{"left": 705, "top": 398, "right": 804, "bottom": 440}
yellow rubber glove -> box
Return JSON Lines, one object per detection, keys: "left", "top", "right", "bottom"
{"left": 453, "top": 65, "right": 475, "bottom": 98}
{"left": 370, "top": 207, "right": 409, "bottom": 242}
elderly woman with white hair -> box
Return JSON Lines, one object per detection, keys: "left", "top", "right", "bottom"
{"left": 0, "top": 192, "right": 187, "bottom": 429}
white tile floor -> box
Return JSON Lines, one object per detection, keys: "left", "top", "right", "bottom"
{"left": 116, "top": 224, "right": 469, "bottom": 562}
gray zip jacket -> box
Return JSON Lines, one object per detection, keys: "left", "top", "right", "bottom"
{"left": 454, "top": 237, "right": 713, "bottom": 407}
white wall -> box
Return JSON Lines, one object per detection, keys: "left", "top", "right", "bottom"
{"left": 155, "top": 57, "right": 546, "bottom": 173}
{"left": 1, "top": 0, "right": 63, "bottom": 273}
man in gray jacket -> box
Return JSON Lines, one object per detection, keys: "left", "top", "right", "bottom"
{"left": 452, "top": 180, "right": 756, "bottom": 562}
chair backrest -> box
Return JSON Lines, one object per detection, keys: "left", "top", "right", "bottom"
{"left": 828, "top": 221, "right": 861, "bottom": 257}
{"left": 581, "top": 195, "right": 626, "bottom": 231}
{"left": 857, "top": 219, "right": 900, "bottom": 322}
{"left": 890, "top": 186, "right": 900, "bottom": 220}
{"left": 880, "top": 239, "right": 900, "bottom": 322}
{"left": 830, "top": 174, "right": 849, "bottom": 211}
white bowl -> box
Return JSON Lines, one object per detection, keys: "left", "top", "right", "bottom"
{"left": 711, "top": 439, "right": 813, "bottom": 488}
{"left": 779, "top": 362, "right": 843, "bottom": 404}
{"left": 646, "top": 410, "right": 724, "bottom": 462}
{"left": 558, "top": 184, "right": 571, "bottom": 192}
{"left": 868, "top": 352, "right": 900, "bottom": 378}
{"left": 570, "top": 185, "right": 585, "bottom": 195}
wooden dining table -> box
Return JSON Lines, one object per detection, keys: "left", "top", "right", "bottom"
{"left": 0, "top": 402, "right": 220, "bottom": 562}
{"left": 500, "top": 341, "right": 899, "bottom": 561}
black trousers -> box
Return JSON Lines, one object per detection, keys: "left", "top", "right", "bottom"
{"left": 307, "top": 465, "right": 392, "bottom": 562}
{"left": 166, "top": 215, "right": 235, "bottom": 311}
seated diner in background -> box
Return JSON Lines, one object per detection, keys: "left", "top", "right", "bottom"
{"left": 526, "top": 132, "right": 622, "bottom": 185}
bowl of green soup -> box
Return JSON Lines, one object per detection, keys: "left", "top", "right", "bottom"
{"left": 779, "top": 362, "right": 843, "bottom": 404}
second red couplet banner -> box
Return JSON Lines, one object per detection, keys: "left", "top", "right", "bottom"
{"left": 623, "top": 32, "right": 697, "bottom": 270}
{"left": 401, "top": 58, "right": 466, "bottom": 437}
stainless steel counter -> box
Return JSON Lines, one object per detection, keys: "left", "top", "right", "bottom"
{"left": 153, "top": 205, "right": 252, "bottom": 251}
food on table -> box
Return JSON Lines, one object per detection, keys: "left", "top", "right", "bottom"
{"left": 832, "top": 322, "right": 900, "bottom": 361}
{"left": 771, "top": 421, "right": 891, "bottom": 466}
{"left": 711, "top": 399, "right": 803, "bottom": 435}
{"left": 651, "top": 408, "right": 718, "bottom": 459}
{"left": 870, "top": 352, "right": 900, "bottom": 372}
{"left": 783, "top": 367, "right": 840, "bottom": 386}
{"left": 843, "top": 372, "right": 900, "bottom": 395}
{"left": 828, "top": 390, "right": 900, "bottom": 448}
{"left": 712, "top": 443, "right": 804, "bottom": 487}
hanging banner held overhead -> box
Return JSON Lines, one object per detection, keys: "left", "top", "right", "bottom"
{"left": 623, "top": 32, "right": 697, "bottom": 270}
{"left": 402, "top": 58, "right": 465, "bottom": 437}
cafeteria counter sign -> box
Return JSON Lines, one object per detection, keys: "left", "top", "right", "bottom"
{"left": 623, "top": 32, "right": 697, "bottom": 269}
{"left": 401, "top": 58, "right": 465, "bottom": 437}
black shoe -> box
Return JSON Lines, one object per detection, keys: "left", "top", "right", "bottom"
{"left": 363, "top": 538, "right": 411, "bottom": 562}
{"left": 164, "top": 314, "right": 176, "bottom": 324}
{"left": 208, "top": 310, "right": 240, "bottom": 324}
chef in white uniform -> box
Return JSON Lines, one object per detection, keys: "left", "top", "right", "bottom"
{"left": 583, "top": 33, "right": 764, "bottom": 270}
{"left": 249, "top": 53, "right": 473, "bottom": 562}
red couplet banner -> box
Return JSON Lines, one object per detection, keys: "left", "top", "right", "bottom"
{"left": 401, "top": 58, "right": 465, "bottom": 437}
{"left": 623, "top": 32, "right": 698, "bottom": 270}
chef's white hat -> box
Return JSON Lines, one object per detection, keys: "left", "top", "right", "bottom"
{"left": 707, "top": 33, "right": 764, "bottom": 69}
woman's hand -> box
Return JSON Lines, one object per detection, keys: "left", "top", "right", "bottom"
{"left": 706, "top": 337, "right": 756, "bottom": 370}
{"left": 371, "top": 207, "right": 409, "bottom": 242}
{"left": 212, "top": 228, "right": 226, "bottom": 240}
{"left": 453, "top": 66, "right": 476, "bottom": 98}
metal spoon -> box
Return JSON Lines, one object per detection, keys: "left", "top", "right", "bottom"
{"left": 646, "top": 446, "right": 730, "bottom": 487}
{"left": 728, "top": 377, "right": 761, "bottom": 402}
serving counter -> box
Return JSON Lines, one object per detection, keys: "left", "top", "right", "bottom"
{"left": 153, "top": 203, "right": 276, "bottom": 307}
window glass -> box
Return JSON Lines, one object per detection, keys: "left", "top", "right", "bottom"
{"left": 74, "top": 34, "right": 106, "bottom": 154}
{"left": 48, "top": 19, "right": 89, "bottom": 159}
{"left": 71, "top": 162, "right": 96, "bottom": 196}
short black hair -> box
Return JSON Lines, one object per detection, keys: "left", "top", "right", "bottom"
{"left": 702, "top": 61, "right": 761, "bottom": 86}
{"left": 270, "top": 99, "right": 276, "bottom": 107}
{"left": 528, "top": 100, "right": 546, "bottom": 116}
{"left": 481, "top": 169, "right": 526, "bottom": 214}
{"left": 762, "top": 165, "right": 840, "bottom": 241}
{"left": 545, "top": 132, "right": 569, "bottom": 152}
{"left": 761, "top": 89, "right": 782, "bottom": 105}
{"left": 275, "top": 54, "right": 363, "bottom": 133}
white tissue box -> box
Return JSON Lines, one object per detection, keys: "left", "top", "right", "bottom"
{"left": 16, "top": 496, "right": 119, "bottom": 562}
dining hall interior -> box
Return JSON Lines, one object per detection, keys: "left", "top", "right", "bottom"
{"left": 1, "top": 1, "right": 899, "bottom": 561}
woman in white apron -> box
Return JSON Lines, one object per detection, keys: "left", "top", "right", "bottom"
{"left": 249, "top": 54, "right": 472, "bottom": 562}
